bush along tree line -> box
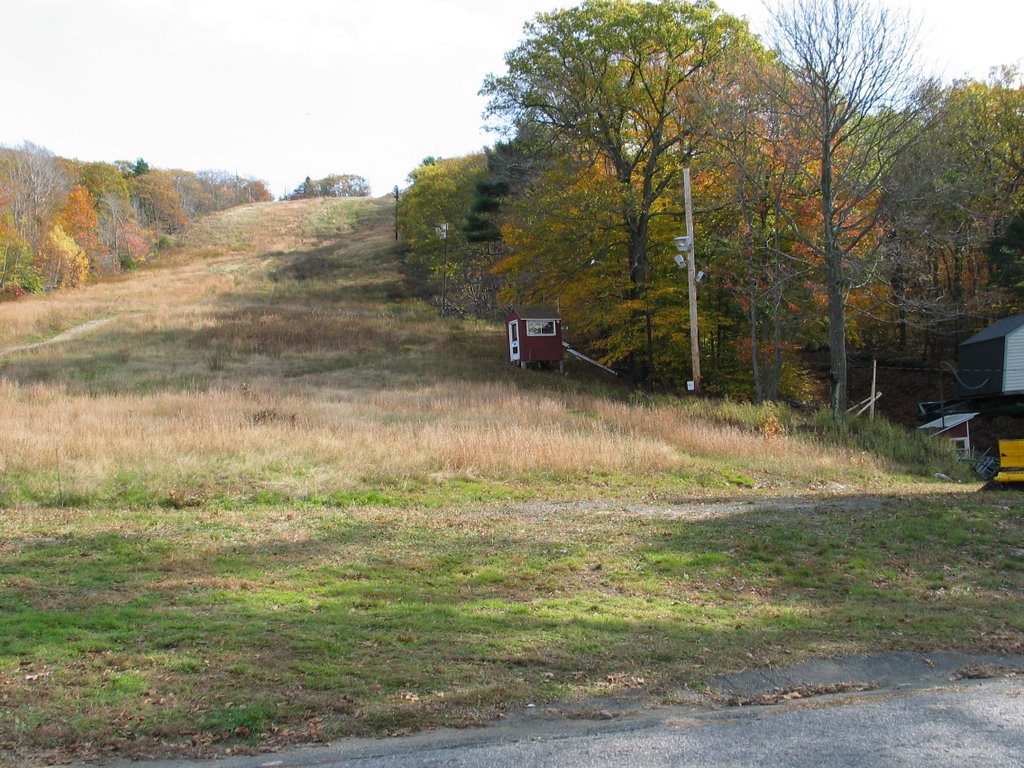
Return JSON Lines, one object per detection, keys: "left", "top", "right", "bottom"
{"left": 396, "top": 0, "right": 1024, "bottom": 420}
{"left": 0, "top": 142, "right": 272, "bottom": 297}
{"left": 283, "top": 174, "right": 370, "bottom": 200}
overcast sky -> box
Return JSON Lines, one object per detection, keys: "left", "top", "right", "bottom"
{"left": 3, "top": 0, "right": 1021, "bottom": 198}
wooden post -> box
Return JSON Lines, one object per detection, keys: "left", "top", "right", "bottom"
{"left": 870, "top": 358, "right": 878, "bottom": 420}
{"left": 683, "top": 168, "right": 701, "bottom": 394}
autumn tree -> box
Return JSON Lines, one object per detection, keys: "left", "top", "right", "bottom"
{"left": 192, "top": 170, "right": 272, "bottom": 212}
{"left": 58, "top": 186, "right": 104, "bottom": 268}
{"left": 42, "top": 223, "right": 89, "bottom": 288}
{"left": 874, "top": 67, "right": 1024, "bottom": 362}
{"left": 0, "top": 142, "right": 72, "bottom": 255}
{"left": 398, "top": 154, "right": 489, "bottom": 315}
{"left": 482, "top": 0, "right": 749, "bottom": 381}
{"left": 0, "top": 214, "right": 34, "bottom": 293}
{"left": 171, "top": 170, "right": 207, "bottom": 219}
{"left": 77, "top": 161, "right": 131, "bottom": 213}
{"left": 692, "top": 39, "right": 820, "bottom": 401}
{"left": 1, "top": 148, "right": 272, "bottom": 292}
{"left": 114, "top": 158, "right": 150, "bottom": 177}
{"left": 933, "top": 68, "right": 1024, "bottom": 322}
{"left": 285, "top": 174, "right": 370, "bottom": 199}
{"left": 319, "top": 174, "right": 370, "bottom": 197}
{"left": 131, "top": 169, "right": 188, "bottom": 233}
{"left": 766, "top": 0, "right": 925, "bottom": 420}
{"left": 497, "top": 157, "right": 633, "bottom": 358}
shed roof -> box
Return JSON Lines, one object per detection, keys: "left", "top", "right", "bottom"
{"left": 917, "top": 412, "right": 979, "bottom": 434}
{"left": 960, "top": 315, "right": 1024, "bottom": 346}
{"left": 510, "top": 305, "right": 560, "bottom": 320}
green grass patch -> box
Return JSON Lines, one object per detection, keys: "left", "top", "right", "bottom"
{"left": 1, "top": 496, "right": 1022, "bottom": 764}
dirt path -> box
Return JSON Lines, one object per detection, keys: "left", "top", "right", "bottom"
{"left": 497, "top": 490, "right": 976, "bottom": 521}
{"left": 0, "top": 317, "right": 116, "bottom": 358}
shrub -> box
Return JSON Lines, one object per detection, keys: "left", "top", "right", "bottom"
{"left": 678, "top": 397, "right": 796, "bottom": 435}
{"left": 1, "top": 284, "right": 27, "bottom": 301}
{"left": 812, "top": 410, "right": 964, "bottom": 477}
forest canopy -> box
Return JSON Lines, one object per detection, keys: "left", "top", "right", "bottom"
{"left": 0, "top": 143, "right": 271, "bottom": 294}
{"left": 398, "top": 0, "right": 1024, "bottom": 414}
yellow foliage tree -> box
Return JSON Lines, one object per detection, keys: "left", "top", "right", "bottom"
{"left": 45, "top": 223, "right": 90, "bottom": 288}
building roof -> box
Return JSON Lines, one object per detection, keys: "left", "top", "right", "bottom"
{"left": 959, "top": 314, "right": 1024, "bottom": 346}
{"left": 509, "top": 305, "right": 560, "bottom": 320}
{"left": 918, "top": 412, "right": 979, "bottom": 434}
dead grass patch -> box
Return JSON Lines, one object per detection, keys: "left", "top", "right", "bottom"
{"left": 0, "top": 368, "right": 892, "bottom": 508}
{"left": 190, "top": 305, "right": 431, "bottom": 356}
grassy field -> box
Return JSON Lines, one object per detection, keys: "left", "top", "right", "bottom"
{"left": 0, "top": 197, "right": 1021, "bottom": 765}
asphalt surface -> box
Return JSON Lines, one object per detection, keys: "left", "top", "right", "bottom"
{"left": 92, "top": 652, "right": 1024, "bottom": 768}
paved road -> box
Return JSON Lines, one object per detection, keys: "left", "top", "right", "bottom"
{"left": 99, "top": 653, "right": 1024, "bottom": 768}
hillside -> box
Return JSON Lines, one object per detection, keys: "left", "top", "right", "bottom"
{"left": 0, "top": 196, "right": 962, "bottom": 507}
{"left": 0, "top": 199, "right": 1019, "bottom": 765}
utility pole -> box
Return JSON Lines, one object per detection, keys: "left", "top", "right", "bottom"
{"left": 393, "top": 186, "right": 400, "bottom": 240}
{"left": 434, "top": 223, "right": 448, "bottom": 316}
{"left": 682, "top": 168, "right": 701, "bottom": 394}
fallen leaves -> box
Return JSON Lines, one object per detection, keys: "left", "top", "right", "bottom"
{"left": 726, "top": 681, "right": 879, "bottom": 707}
{"left": 952, "top": 664, "right": 1024, "bottom": 681}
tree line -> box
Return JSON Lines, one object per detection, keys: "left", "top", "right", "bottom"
{"left": 397, "top": 0, "right": 1024, "bottom": 420}
{"left": 283, "top": 174, "right": 371, "bottom": 200}
{"left": 0, "top": 142, "right": 272, "bottom": 296}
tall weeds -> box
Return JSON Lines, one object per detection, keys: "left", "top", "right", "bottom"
{"left": 812, "top": 409, "right": 965, "bottom": 477}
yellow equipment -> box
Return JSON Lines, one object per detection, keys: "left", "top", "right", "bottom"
{"left": 994, "top": 439, "right": 1024, "bottom": 484}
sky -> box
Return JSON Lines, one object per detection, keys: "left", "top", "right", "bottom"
{"left": 3, "top": 0, "right": 1021, "bottom": 199}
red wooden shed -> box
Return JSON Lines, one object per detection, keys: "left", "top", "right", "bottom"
{"left": 917, "top": 412, "right": 979, "bottom": 457}
{"left": 506, "top": 305, "right": 563, "bottom": 369}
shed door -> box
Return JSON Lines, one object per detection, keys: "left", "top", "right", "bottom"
{"left": 1006, "top": 329, "right": 1024, "bottom": 392}
{"left": 508, "top": 321, "right": 520, "bottom": 361}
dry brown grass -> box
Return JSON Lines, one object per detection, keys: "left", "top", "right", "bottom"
{"left": 0, "top": 196, "right": 899, "bottom": 509}
{"left": 0, "top": 370, "right": 888, "bottom": 509}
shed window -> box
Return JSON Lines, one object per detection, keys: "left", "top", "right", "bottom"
{"left": 526, "top": 319, "right": 556, "bottom": 336}
{"left": 950, "top": 437, "right": 970, "bottom": 457}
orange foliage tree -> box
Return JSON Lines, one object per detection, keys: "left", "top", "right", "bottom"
{"left": 58, "top": 186, "right": 105, "bottom": 269}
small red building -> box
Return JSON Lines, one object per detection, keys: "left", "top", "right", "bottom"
{"left": 918, "top": 412, "right": 979, "bottom": 457}
{"left": 506, "top": 305, "right": 563, "bottom": 368}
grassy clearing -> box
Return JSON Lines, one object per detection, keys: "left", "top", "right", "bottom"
{"left": 2, "top": 496, "right": 1021, "bottom": 764}
{"left": 0, "top": 196, "right": 1018, "bottom": 765}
